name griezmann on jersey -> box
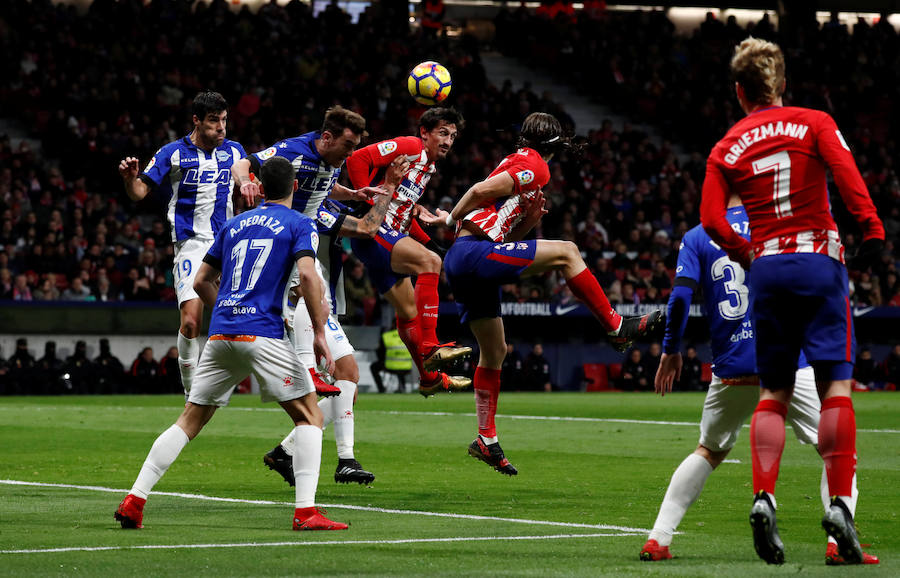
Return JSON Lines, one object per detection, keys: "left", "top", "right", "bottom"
{"left": 230, "top": 214, "right": 286, "bottom": 236}
{"left": 724, "top": 121, "right": 810, "bottom": 165}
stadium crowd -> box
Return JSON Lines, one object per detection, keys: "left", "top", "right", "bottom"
{"left": 0, "top": 1, "right": 898, "bottom": 354}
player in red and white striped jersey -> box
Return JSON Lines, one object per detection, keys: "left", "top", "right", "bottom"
{"left": 423, "top": 113, "right": 663, "bottom": 474}
{"left": 346, "top": 108, "right": 472, "bottom": 396}
{"left": 701, "top": 37, "right": 884, "bottom": 566}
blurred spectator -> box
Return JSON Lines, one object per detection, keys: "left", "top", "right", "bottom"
{"left": 523, "top": 343, "right": 552, "bottom": 391}
{"left": 884, "top": 344, "right": 900, "bottom": 389}
{"left": 36, "top": 341, "right": 65, "bottom": 395}
{"left": 343, "top": 257, "right": 377, "bottom": 325}
{"left": 65, "top": 340, "right": 95, "bottom": 394}
{"left": 501, "top": 343, "right": 523, "bottom": 390}
{"left": 158, "top": 346, "right": 183, "bottom": 394}
{"left": 129, "top": 347, "right": 159, "bottom": 393}
{"left": 7, "top": 337, "right": 36, "bottom": 394}
{"left": 33, "top": 277, "right": 60, "bottom": 301}
{"left": 61, "top": 277, "right": 92, "bottom": 301}
{"left": 12, "top": 274, "right": 32, "bottom": 301}
{"left": 679, "top": 346, "right": 704, "bottom": 390}
{"left": 94, "top": 338, "right": 125, "bottom": 394}
{"left": 642, "top": 342, "right": 662, "bottom": 381}
{"left": 620, "top": 348, "right": 649, "bottom": 391}
{"left": 0, "top": 269, "right": 12, "bottom": 299}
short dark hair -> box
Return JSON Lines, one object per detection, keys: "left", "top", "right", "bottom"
{"left": 321, "top": 105, "right": 367, "bottom": 138}
{"left": 260, "top": 157, "right": 295, "bottom": 200}
{"left": 517, "top": 112, "right": 567, "bottom": 157}
{"left": 192, "top": 91, "right": 228, "bottom": 120}
{"left": 419, "top": 107, "right": 465, "bottom": 133}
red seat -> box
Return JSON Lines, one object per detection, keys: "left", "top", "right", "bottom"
{"left": 583, "top": 363, "right": 609, "bottom": 392}
{"left": 701, "top": 363, "right": 712, "bottom": 383}
{"left": 607, "top": 363, "right": 623, "bottom": 381}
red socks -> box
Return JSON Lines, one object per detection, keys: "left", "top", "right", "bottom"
{"left": 750, "top": 399, "right": 787, "bottom": 496}
{"left": 819, "top": 396, "right": 856, "bottom": 497}
{"left": 415, "top": 272, "right": 440, "bottom": 347}
{"left": 474, "top": 366, "right": 502, "bottom": 438}
{"left": 567, "top": 269, "right": 621, "bottom": 332}
{"left": 396, "top": 315, "right": 437, "bottom": 382}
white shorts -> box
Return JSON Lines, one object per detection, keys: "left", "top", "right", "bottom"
{"left": 188, "top": 335, "right": 314, "bottom": 406}
{"left": 174, "top": 237, "right": 213, "bottom": 305}
{"left": 699, "top": 366, "right": 820, "bottom": 452}
{"left": 288, "top": 300, "right": 355, "bottom": 367}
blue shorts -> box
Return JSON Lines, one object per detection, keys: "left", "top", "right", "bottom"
{"left": 444, "top": 236, "right": 537, "bottom": 323}
{"left": 750, "top": 253, "right": 855, "bottom": 389}
{"left": 350, "top": 225, "right": 409, "bottom": 295}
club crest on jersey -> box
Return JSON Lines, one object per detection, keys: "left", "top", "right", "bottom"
{"left": 144, "top": 156, "right": 156, "bottom": 172}
{"left": 377, "top": 141, "right": 398, "bottom": 156}
{"left": 215, "top": 150, "right": 231, "bottom": 162}
{"left": 516, "top": 170, "right": 535, "bottom": 185}
{"left": 258, "top": 147, "right": 277, "bottom": 161}
{"left": 317, "top": 210, "right": 337, "bottom": 228}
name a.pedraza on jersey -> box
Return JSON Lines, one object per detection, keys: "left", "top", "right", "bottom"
{"left": 229, "top": 214, "right": 285, "bottom": 237}
{"left": 724, "top": 121, "right": 809, "bottom": 165}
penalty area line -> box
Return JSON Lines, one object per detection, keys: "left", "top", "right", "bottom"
{"left": 0, "top": 480, "right": 650, "bottom": 534}
{"left": 1, "top": 532, "right": 642, "bottom": 555}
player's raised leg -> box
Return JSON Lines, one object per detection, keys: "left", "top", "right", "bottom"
{"left": 466, "top": 316, "right": 517, "bottom": 476}
{"left": 523, "top": 239, "right": 663, "bottom": 350}
{"left": 177, "top": 298, "right": 203, "bottom": 393}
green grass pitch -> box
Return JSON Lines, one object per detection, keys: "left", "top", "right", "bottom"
{"left": 1, "top": 392, "right": 897, "bottom": 576}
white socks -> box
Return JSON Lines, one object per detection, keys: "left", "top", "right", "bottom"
{"left": 648, "top": 453, "right": 714, "bottom": 547}
{"left": 820, "top": 466, "right": 858, "bottom": 546}
{"left": 280, "top": 380, "right": 358, "bottom": 460}
{"left": 293, "top": 425, "right": 323, "bottom": 509}
{"left": 130, "top": 425, "right": 190, "bottom": 500}
{"left": 177, "top": 332, "right": 200, "bottom": 393}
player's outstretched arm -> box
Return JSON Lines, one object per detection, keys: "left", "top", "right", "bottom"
{"left": 296, "top": 255, "right": 334, "bottom": 375}
{"left": 118, "top": 157, "right": 150, "bottom": 202}
{"left": 231, "top": 158, "right": 261, "bottom": 208}
{"left": 337, "top": 156, "right": 410, "bottom": 238}
{"left": 421, "top": 172, "right": 516, "bottom": 227}
{"left": 193, "top": 262, "right": 220, "bottom": 309}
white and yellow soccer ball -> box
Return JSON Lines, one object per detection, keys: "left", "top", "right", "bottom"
{"left": 407, "top": 61, "right": 452, "bottom": 106}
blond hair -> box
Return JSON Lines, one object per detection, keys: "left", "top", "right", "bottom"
{"left": 730, "top": 37, "right": 785, "bottom": 106}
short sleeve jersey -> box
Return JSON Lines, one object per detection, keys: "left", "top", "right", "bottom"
{"left": 346, "top": 136, "right": 434, "bottom": 233}
{"left": 312, "top": 199, "right": 348, "bottom": 315}
{"left": 141, "top": 136, "right": 247, "bottom": 243}
{"left": 251, "top": 132, "right": 340, "bottom": 218}
{"left": 701, "top": 106, "right": 883, "bottom": 264}
{"left": 204, "top": 203, "right": 318, "bottom": 339}
{"left": 463, "top": 148, "right": 550, "bottom": 242}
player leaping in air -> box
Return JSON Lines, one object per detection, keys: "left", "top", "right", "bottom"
{"left": 346, "top": 107, "right": 472, "bottom": 396}
{"left": 700, "top": 38, "right": 884, "bottom": 565}
{"left": 118, "top": 91, "right": 246, "bottom": 400}
{"left": 421, "top": 112, "right": 663, "bottom": 475}
{"left": 232, "top": 106, "right": 408, "bottom": 486}
{"left": 639, "top": 194, "right": 877, "bottom": 565}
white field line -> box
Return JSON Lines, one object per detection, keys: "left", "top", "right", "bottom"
{"left": 1, "top": 533, "right": 639, "bottom": 555}
{"left": 0, "top": 480, "right": 651, "bottom": 534}
{"left": 1, "top": 405, "right": 897, "bottom": 433}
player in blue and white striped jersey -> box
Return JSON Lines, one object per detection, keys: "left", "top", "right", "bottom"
{"left": 118, "top": 91, "right": 246, "bottom": 396}
{"left": 639, "top": 195, "right": 864, "bottom": 562}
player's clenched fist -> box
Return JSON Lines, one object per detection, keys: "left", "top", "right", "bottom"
{"left": 118, "top": 156, "right": 140, "bottom": 180}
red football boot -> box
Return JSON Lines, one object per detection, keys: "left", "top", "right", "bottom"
{"left": 114, "top": 494, "right": 146, "bottom": 529}
{"left": 640, "top": 539, "right": 673, "bottom": 561}
{"left": 293, "top": 507, "right": 348, "bottom": 531}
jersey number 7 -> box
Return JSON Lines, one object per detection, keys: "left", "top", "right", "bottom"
{"left": 752, "top": 151, "right": 792, "bottom": 219}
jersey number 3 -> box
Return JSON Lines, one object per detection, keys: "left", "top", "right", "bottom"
{"left": 752, "top": 151, "right": 792, "bottom": 219}
{"left": 711, "top": 255, "right": 749, "bottom": 320}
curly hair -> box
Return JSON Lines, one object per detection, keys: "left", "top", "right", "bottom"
{"left": 517, "top": 112, "right": 569, "bottom": 157}
{"left": 731, "top": 37, "right": 785, "bottom": 106}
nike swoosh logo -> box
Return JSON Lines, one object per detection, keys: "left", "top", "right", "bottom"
{"left": 852, "top": 306, "right": 874, "bottom": 317}
{"left": 555, "top": 304, "right": 580, "bottom": 316}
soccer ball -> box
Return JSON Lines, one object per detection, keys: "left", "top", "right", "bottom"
{"left": 407, "top": 61, "right": 452, "bottom": 106}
